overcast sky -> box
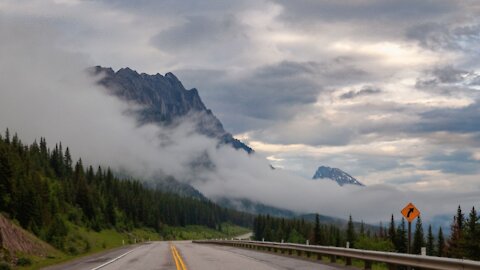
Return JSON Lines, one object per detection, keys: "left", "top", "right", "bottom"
{"left": 2, "top": 0, "right": 480, "bottom": 213}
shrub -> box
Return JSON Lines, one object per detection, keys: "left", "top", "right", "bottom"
{"left": 0, "top": 262, "right": 10, "bottom": 270}
{"left": 16, "top": 257, "right": 32, "bottom": 266}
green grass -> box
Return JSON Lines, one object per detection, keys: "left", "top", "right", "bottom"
{"left": 15, "top": 226, "right": 161, "bottom": 270}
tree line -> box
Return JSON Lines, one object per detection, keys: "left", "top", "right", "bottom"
{"left": 0, "top": 129, "right": 253, "bottom": 252}
{"left": 254, "top": 205, "right": 480, "bottom": 261}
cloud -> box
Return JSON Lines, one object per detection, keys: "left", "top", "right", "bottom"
{"left": 415, "top": 102, "right": 480, "bottom": 133}
{"left": 406, "top": 22, "right": 480, "bottom": 52}
{"left": 175, "top": 59, "right": 369, "bottom": 133}
{"left": 423, "top": 150, "right": 480, "bottom": 174}
{"left": 340, "top": 86, "right": 382, "bottom": 99}
{"left": 274, "top": 0, "right": 456, "bottom": 23}
{"left": 150, "top": 15, "right": 251, "bottom": 57}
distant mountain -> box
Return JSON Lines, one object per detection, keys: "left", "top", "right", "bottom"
{"left": 147, "top": 176, "right": 207, "bottom": 200}
{"left": 92, "top": 66, "right": 253, "bottom": 154}
{"left": 313, "top": 166, "right": 365, "bottom": 186}
{"left": 216, "top": 197, "right": 298, "bottom": 218}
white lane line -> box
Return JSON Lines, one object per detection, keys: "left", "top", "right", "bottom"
{"left": 90, "top": 245, "right": 144, "bottom": 270}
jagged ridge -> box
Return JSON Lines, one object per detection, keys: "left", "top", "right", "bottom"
{"left": 92, "top": 66, "right": 253, "bottom": 153}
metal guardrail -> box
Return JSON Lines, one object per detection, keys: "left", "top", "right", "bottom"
{"left": 193, "top": 239, "right": 480, "bottom": 270}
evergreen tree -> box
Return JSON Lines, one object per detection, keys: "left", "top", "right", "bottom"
{"left": 438, "top": 227, "right": 445, "bottom": 257}
{"left": 388, "top": 214, "right": 396, "bottom": 245}
{"left": 426, "top": 224, "right": 434, "bottom": 256}
{"left": 4, "top": 129, "right": 10, "bottom": 144}
{"left": 360, "top": 220, "right": 365, "bottom": 237}
{"left": 412, "top": 216, "right": 425, "bottom": 254}
{"left": 465, "top": 207, "right": 480, "bottom": 260}
{"left": 447, "top": 206, "right": 466, "bottom": 258}
{"left": 346, "top": 215, "right": 356, "bottom": 248}
{"left": 395, "top": 218, "right": 408, "bottom": 253}
{"left": 314, "top": 213, "right": 321, "bottom": 245}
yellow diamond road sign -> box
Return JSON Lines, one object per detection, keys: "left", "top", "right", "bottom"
{"left": 401, "top": 202, "right": 420, "bottom": 223}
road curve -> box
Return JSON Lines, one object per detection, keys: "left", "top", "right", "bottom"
{"left": 43, "top": 241, "right": 344, "bottom": 270}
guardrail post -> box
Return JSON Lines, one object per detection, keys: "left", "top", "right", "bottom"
{"left": 316, "top": 253, "right": 322, "bottom": 261}
{"left": 364, "top": 260, "right": 372, "bottom": 270}
{"left": 297, "top": 250, "right": 303, "bottom": 257}
{"left": 345, "top": 257, "right": 352, "bottom": 266}
{"left": 330, "top": 255, "right": 336, "bottom": 263}
{"left": 388, "top": 263, "right": 397, "bottom": 270}
{"left": 288, "top": 249, "right": 293, "bottom": 255}
{"left": 306, "top": 251, "right": 311, "bottom": 258}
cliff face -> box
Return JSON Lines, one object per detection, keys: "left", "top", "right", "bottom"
{"left": 93, "top": 66, "right": 252, "bottom": 153}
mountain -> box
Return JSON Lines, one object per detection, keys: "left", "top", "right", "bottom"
{"left": 92, "top": 66, "right": 253, "bottom": 154}
{"left": 313, "top": 166, "right": 365, "bottom": 186}
{"left": 216, "top": 198, "right": 298, "bottom": 218}
{"left": 147, "top": 176, "right": 207, "bottom": 200}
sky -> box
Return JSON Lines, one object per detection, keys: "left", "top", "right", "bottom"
{"left": 1, "top": 0, "right": 480, "bottom": 223}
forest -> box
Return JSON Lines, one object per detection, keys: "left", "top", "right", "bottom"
{"left": 0, "top": 129, "right": 252, "bottom": 252}
{"left": 254, "top": 205, "right": 480, "bottom": 261}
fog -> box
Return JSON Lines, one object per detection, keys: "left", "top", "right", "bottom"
{"left": 1, "top": 21, "right": 478, "bottom": 225}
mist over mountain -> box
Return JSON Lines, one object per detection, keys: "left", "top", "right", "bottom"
{"left": 313, "top": 166, "right": 365, "bottom": 187}
{"left": 92, "top": 66, "right": 253, "bottom": 154}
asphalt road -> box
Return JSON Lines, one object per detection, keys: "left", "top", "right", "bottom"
{"left": 43, "top": 241, "right": 344, "bottom": 270}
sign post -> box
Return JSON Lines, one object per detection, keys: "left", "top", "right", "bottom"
{"left": 401, "top": 202, "right": 420, "bottom": 254}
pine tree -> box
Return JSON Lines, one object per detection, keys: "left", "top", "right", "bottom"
{"left": 314, "top": 213, "right": 321, "bottom": 245}
{"left": 447, "top": 206, "right": 466, "bottom": 258}
{"left": 395, "top": 217, "right": 408, "bottom": 253}
{"left": 426, "top": 224, "right": 434, "bottom": 256}
{"left": 437, "top": 227, "right": 445, "bottom": 257}
{"left": 388, "top": 214, "right": 396, "bottom": 245}
{"left": 412, "top": 216, "right": 425, "bottom": 254}
{"left": 360, "top": 220, "right": 365, "bottom": 237}
{"left": 465, "top": 207, "right": 480, "bottom": 260}
{"left": 4, "top": 129, "right": 10, "bottom": 144}
{"left": 346, "top": 215, "right": 356, "bottom": 248}
{"left": 379, "top": 221, "right": 384, "bottom": 238}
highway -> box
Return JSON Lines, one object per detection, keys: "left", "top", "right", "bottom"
{"left": 44, "top": 241, "right": 344, "bottom": 270}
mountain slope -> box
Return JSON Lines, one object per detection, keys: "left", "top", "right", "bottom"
{"left": 92, "top": 66, "right": 253, "bottom": 153}
{"left": 313, "top": 166, "right": 365, "bottom": 186}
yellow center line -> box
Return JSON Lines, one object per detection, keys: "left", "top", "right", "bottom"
{"left": 170, "top": 243, "right": 188, "bottom": 270}
{"left": 170, "top": 245, "right": 181, "bottom": 270}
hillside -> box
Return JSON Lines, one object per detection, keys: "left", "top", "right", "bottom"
{"left": 0, "top": 213, "right": 56, "bottom": 262}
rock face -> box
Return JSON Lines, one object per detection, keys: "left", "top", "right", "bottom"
{"left": 92, "top": 66, "right": 253, "bottom": 153}
{"left": 312, "top": 166, "right": 365, "bottom": 186}
{"left": 0, "top": 214, "right": 54, "bottom": 256}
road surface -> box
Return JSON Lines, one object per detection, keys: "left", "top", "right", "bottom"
{"left": 44, "top": 241, "right": 344, "bottom": 270}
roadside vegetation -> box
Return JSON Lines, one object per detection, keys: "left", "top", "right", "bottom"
{"left": 254, "top": 206, "right": 480, "bottom": 261}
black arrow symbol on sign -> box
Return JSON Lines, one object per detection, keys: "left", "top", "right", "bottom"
{"left": 407, "top": 208, "right": 415, "bottom": 218}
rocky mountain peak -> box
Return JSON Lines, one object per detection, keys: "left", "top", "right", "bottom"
{"left": 313, "top": 166, "right": 365, "bottom": 187}
{"left": 91, "top": 66, "right": 253, "bottom": 153}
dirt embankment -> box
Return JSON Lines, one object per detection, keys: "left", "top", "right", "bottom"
{"left": 0, "top": 214, "right": 55, "bottom": 256}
